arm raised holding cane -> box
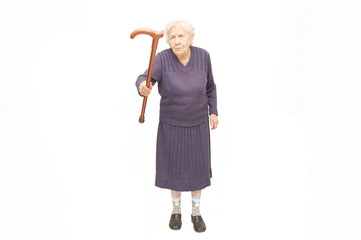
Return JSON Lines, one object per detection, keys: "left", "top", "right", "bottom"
{"left": 130, "top": 28, "right": 164, "bottom": 123}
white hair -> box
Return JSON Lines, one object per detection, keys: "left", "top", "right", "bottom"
{"left": 165, "top": 20, "right": 195, "bottom": 44}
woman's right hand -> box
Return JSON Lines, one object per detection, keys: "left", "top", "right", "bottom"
{"left": 139, "top": 81, "right": 152, "bottom": 96}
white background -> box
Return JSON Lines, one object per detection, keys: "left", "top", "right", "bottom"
{"left": 0, "top": 0, "right": 360, "bottom": 239}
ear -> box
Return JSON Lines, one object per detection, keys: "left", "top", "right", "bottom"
{"left": 189, "top": 34, "right": 195, "bottom": 46}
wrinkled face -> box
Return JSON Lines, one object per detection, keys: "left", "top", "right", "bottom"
{"left": 168, "top": 24, "right": 193, "bottom": 57}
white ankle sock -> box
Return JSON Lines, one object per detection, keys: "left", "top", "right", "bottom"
{"left": 172, "top": 195, "right": 181, "bottom": 214}
{"left": 192, "top": 196, "right": 201, "bottom": 216}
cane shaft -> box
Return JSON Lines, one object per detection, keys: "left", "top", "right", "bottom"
{"left": 139, "top": 38, "right": 159, "bottom": 123}
{"left": 139, "top": 96, "right": 148, "bottom": 123}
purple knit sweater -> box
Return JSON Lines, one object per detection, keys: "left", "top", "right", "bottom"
{"left": 136, "top": 46, "right": 218, "bottom": 127}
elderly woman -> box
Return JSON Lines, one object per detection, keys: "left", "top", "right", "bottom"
{"left": 135, "top": 20, "right": 218, "bottom": 233}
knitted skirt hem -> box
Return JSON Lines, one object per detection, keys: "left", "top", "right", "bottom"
{"left": 155, "top": 177, "right": 211, "bottom": 192}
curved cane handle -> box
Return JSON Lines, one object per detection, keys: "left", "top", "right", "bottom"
{"left": 130, "top": 28, "right": 164, "bottom": 40}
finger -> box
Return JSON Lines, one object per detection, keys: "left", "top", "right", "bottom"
{"left": 140, "top": 89, "right": 149, "bottom": 97}
{"left": 143, "top": 85, "right": 152, "bottom": 91}
{"left": 213, "top": 120, "right": 218, "bottom": 130}
{"left": 210, "top": 119, "right": 215, "bottom": 130}
{"left": 140, "top": 85, "right": 152, "bottom": 95}
{"left": 142, "top": 81, "right": 152, "bottom": 89}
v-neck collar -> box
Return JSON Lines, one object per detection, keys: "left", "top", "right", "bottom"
{"left": 171, "top": 46, "right": 194, "bottom": 72}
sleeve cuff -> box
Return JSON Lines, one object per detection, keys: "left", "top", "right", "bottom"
{"left": 209, "top": 108, "right": 218, "bottom": 116}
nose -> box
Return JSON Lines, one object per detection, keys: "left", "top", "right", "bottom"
{"left": 175, "top": 36, "right": 180, "bottom": 44}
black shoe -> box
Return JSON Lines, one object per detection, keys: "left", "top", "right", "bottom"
{"left": 191, "top": 215, "right": 206, "bottom": 233}
{"left": 169, "top": 213, "right": 182, "bottom": 230}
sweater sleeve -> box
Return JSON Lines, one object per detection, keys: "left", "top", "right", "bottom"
{"left": 206, "top": 53, "right": 218, "bottom": 115}
{"left": 135, "top": 54, "right": 162, "bottom": 96}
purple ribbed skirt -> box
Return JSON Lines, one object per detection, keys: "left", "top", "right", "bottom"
{"left": 155, "top": 121, "right": 212, "bottom": 191}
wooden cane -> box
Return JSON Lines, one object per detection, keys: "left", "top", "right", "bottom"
{"left": 130, "top": 28, "right": 164, "bottom": 123}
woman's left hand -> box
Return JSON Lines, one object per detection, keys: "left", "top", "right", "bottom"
{"left": 210, "top": 114, "right": 219, "bottom": 130}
